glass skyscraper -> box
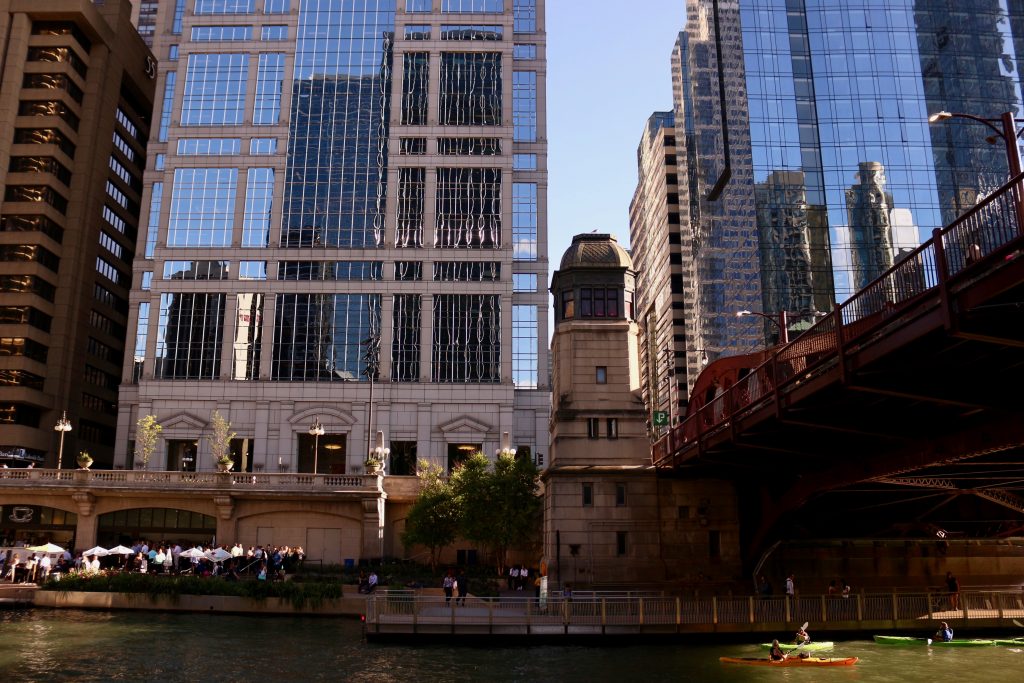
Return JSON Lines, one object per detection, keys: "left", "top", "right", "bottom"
{"left": 639, "top": 0, "right": 1024, "bottom": 396}
{"left": 118, "top": 0, "right": 549, "bottom": 474}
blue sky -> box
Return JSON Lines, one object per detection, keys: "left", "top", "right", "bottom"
{"left": 546, "top": 1, "right": 687, "bottom": 271}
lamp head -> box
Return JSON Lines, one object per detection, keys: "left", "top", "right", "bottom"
{"left": 736, "top": 310, "right": 752, "bottom": 318}
{"left": 928, "top": 111, "right": 952, "bottom": 123}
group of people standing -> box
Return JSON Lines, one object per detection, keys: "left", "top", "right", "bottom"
{"left": 2, "top": 550, "right": 62, "bottom": 583}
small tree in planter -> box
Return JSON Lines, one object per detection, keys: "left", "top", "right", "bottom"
{"left": 210, "top": 410, "right": 236, "bottom": 472}
{"left": 134, "top": 415, "right": 162, "bottom": 469}
{"left": 76, "top": 450, "right": 93, "bottom": 469}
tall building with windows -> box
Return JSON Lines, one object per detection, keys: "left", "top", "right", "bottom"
{"left": 116, "top": 0, "right": 549, "bottom": 474}
{"left": 0, "top": 0, "right": 155, "bottom": 468}
{"left": 628, "top": 112, "right": 689, "bottom": 428}
{"left": 632, "top": 1, "right": 1024, "bottom": 399}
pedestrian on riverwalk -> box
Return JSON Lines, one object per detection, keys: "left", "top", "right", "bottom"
{"left": 946, "top": 571, "right": 960, "bottom": 610}
{"left": 785, "top": 574, "right": 795, "bottom": 597}
{"left": 456, "top": 568, "right": 468, "bottom": 605}
{"left": 443, "top": 568, "right": 455, "bottom": 605}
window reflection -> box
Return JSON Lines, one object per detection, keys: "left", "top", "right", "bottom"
{"left": 272, "top": 294, "right": 380, "bottom": 382}
{"left": 242, "top": 168, "right": 274, "bottom": 247}
{"left": 512, "top": 71, "right": 537, "bottom": 142}
{"left": 155, "top": 293, "right": 226, "bottom": 380}
{"left": 181, "top": 54, "right": 248, "bottom": 126}
{"left": 439, "top": 52, "right": 502, "bottom": 126}
{"left": 433, "top": 294, "right": 500, "bottom": 383}
{"left": 167, "top": 168, "right": 238, "bottom": 247}
{"left": 435, "top": 168, "right": 502, "bottom": 248}
{"left": 512, "top": 305, "right": 537, "bottom": 388}
{"left": 512, "top": 182, "right": 537, "bottom": 260}
{"left": 233, "top": 293, "right": 263, "bottom": 380}
{"left": 392, "top": 294, "right": 421, "bottom": 382}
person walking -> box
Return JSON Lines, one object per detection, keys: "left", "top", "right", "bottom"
{"left": 456, "top": 568, "right": 468, "bottom": 606}
{"left": 785, "top": 574, "right": 795, "bottom": 597}
{"left": 946, "top": 571, "right": 960, "bottom": 610}
{"left": 442, "top": 568, "right": 456, "bottom": 605}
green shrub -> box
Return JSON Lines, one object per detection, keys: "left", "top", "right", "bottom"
{"left": 42, "top": 571, "right": 343, "bottom": 609}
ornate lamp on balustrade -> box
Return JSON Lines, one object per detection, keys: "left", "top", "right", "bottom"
{"left": 308, "top": 417, "right": 325, "bottom": 475}
{"left": 366, "top": 429, "right": 389, "bottom": 475}
{"left": 53, "top": 411, "right": 72, "bottom": 471}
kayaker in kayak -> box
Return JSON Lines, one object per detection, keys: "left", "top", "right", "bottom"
{"left": 795, "top": 626, "right": 811, "bottom": 645}
{"left": 769, "top": 640, "right": 787, "bottom": 661}
{"left": 935, "top": 622, "right": 953, "bottom": 642}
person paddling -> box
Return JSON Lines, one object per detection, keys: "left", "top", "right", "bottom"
{"left": 935, "top": 621, "right": 953, "bottom": 642}
{"left": 795, "top": 625, "right": 811, "bottom": 645}
{"left": 768, "top": 639, "right": 786, "bottom": 661}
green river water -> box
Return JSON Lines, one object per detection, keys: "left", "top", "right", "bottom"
{"left": 1, "top": 609, "right": 1021, "bottom": 682}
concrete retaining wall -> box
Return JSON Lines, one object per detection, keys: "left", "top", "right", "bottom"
{"left": 33, "top": 590, "right": 367, "bottom": 616}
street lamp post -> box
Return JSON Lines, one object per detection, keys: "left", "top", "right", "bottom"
{"left": 495, "top": 431, "right": 517, "bottom": 459}
{"left": 928, "top": 111, "right": 1023, "bottom": 177}
{"left": 928, "top": 110, "right": 1024, "bottom": 237}
{"left": 308, "top": 417, "right": 324, "bottom": 475}
{"left": 53, "top": 411, "right": 72, "bottom": 471}
{"left": 361, "top": 321, "right": 381, "bottom": 472}
{"left": 736, "top": 309, "right": 790, "bottom": 344}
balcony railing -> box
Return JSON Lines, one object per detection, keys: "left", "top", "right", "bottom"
{"left": 0, "top": 468, "right": 380, "bottom": 492}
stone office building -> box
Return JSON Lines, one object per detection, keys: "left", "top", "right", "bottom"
{"left": 117, "top": 0, "right": 550, "bottom": 476}
{"left": 0, "top": 0, "right": 155, "bottom": 468}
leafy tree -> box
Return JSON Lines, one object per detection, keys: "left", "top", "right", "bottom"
{"left": 450, "top": 451, "right": 541, "bottom": 576}
{"left": 134, "top": 415, "right": 163, "bottom": 469}
{"left": 401, "top": 461, "right": 459, "bottom": 572}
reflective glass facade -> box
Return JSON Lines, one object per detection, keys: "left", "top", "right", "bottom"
{"left": 659, "top": 0, "right": 1024, "bottom": 393}
{"left": 120, "top": 0, "right": 550, "bottom": 473}
{"left": 281, "top": 2, "right": 394, "bottom": 249}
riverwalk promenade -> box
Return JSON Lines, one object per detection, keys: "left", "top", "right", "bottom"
{"left": 363, "top": 589, "right": 1024, "bottom": 641}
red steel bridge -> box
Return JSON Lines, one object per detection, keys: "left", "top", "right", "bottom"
{"left": 653, "top": 172, "right": 1024, "bottom": 571}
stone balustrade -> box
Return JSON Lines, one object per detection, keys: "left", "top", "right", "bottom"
{"left": 0, "top": 467, "right": 385, "bottom": 493}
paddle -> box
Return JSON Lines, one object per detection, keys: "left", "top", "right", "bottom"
{"left": 794, "top": 622, "right": 811, "bottom": 652}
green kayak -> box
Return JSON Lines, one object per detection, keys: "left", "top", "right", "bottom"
{"left": 873, "top": 635, "right": 995, "bottom": 647}
{"left": 759, "top": 642, "right": 834, "bottom": 652}
{"left": 993, "top": 638, "right": 1024, "bottom": 646}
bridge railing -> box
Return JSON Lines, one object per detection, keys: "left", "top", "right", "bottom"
{"left": 654, "top": 170, "right": 1024, "bottom": 467}
{"left": 365, "top": 589, "right": 1024, "bottom": 630}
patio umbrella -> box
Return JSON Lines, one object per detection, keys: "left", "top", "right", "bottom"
{"left": 27, "top": 543, "right": 65, "bottom": 554}
{"left": 179, "top": 547, "right": 206, "bottom": 559}
{"left": 205, "top": 548, "right": 232, "bottom": 563}
{"left": 106, "top": 545, "right": 135, "bottom": 555}
{"left": 82, "top": 546, "right": 109, "bottom": 557}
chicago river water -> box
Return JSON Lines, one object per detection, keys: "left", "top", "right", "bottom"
{"left": 1, "top": 609, "right": 1022, "bottom": 682}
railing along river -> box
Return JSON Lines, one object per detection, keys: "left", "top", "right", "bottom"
{"left": 364, "top": 589, "right": 1024, "bottom": 636}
